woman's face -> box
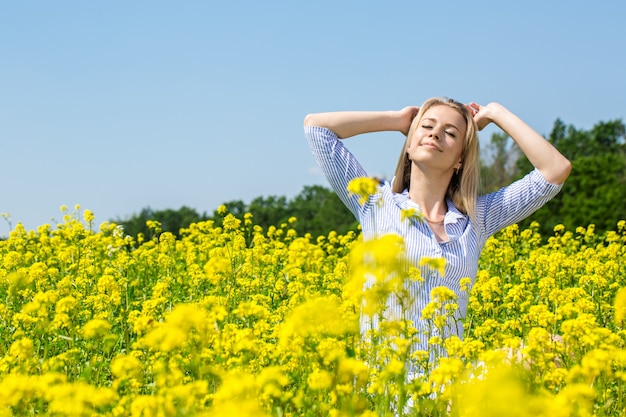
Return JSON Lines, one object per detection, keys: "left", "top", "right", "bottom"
{"left": 407, "top": 104, "right": 467, "bottom": 173}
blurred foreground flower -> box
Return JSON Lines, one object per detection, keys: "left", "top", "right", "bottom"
{"left": 347, "top": 177, "right": 380, "bottom": 205}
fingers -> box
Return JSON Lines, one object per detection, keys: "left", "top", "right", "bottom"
{"left": 401, "top": 106, "right": 420, "bottom": 125}
{"left": 465, "top": 102, "right": 480, "bottom": 117}
{"left": 405, "top": 105, "right": 420, "bottom": 119}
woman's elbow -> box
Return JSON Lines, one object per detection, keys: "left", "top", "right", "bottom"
{"left": 304, "top": 113, "right": 319, "bottom": 127}
{"left": 549, "top": 158, "right": 572, "bottom": 185}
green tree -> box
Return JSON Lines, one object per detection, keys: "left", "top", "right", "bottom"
{"left": 113, "top": 207, "right": 154, "bottom": 239}
{"left": 114, "top": 206, "right": 207, "bottom": 239}
{"left": 479, "top": 131, "right": 520, "bottom": 193}
{"left": 210, "top": 186, "right": 357, "bottom": 239}
{"left": 288, "top": 185, "right": 359, "bottom": 238}
{"left": 515, "top": 118, "right": 626, "bottom": 235}
{"left": 558, "top": 152, "right": 626, "bottom": 231}
{"left": 247, "top": 195, "right": 290, "bottom": 229}
{"left": 212, "top": 199, "right": 249, "bottom": 223}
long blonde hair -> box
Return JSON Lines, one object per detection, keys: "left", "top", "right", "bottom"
{"left": 392, "top": 97, "right": 480, "bottom": 220}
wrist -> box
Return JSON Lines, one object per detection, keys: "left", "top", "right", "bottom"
{"left": 485, "top": 102, "right": 507, "bottom": 123}
{"left": 392, "top": 107, "right": 419, "bottom": 134}
{"left": 390, "top": 110, "right": 410, "bottom": 132}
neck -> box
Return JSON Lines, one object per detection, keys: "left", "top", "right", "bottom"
{"left": 408, "top": 188, "right": 448, "bottom": 222}
{"left": 408, "top": 167, "right": 451, "bottom": 221}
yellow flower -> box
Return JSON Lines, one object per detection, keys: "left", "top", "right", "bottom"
{"left": 428, "top": 356, "right": 464, "bottom": 390}
{"left": 217, "top": 204, "right": 228, "bottom": 216}
{"left": 0, "top": 374, "right": 40, "bottom": 408}
{"left": 138, "top": 303, "right": 213, "bottom": 352}
{"left": 130, "top": 395, "right": 175, "bottom": 417}
{"left": 419, "top": 257, "right": 446, "bottom": 276}
{"left": 614, "top": 287, "right": 626, "bottom": 325}
{"left": 45, "top": 382, "right": 117, "bottom": 416}
{"left": 83, "top": 209, "right": 95, "bottom": 223}
{"left": 256, "top": 366, "right": 289, "bottom": 400}
{"left": 347, "top": 177, "right": 380, "bottom": 205}
{"left": 3, "top": 251, "right": 22, "bottom": 269}
{"left": 460, "top": 277, "right": 472, "bottom": 292}
{"left": 146, "top": 219, "right": 162, "bottom": 233}
{"left": 452, "top": 362, "right": 542, "bottom": 417}
{"left": 279, "top": 296, "right": 358, "bottom": 344}
{"left": 210, "top": 371, "right": 269, "bottom": 417}
{"left": 82, "top": 318, "right": 111, "bottom": 339}
{"left": 9, "top": 338, "right": 34, "bottom": 359}
{"left": 380, "top": 358, "right": 405, "bottom": 380}
{"left": 5, "top": 271, "right": 32, "bottom": 294}
{"left": 307, "top": 368, "right": 334, "bottom": 390}
{"left": 349, "top": 234, "right": 407, "bottom": 284}
{"left": 55, "top": 296, "right": 77, "bottom": 314}
{"left": 430, "top": 285, "right": 457, "bottom": 303}
{"left": 316, "top": 338, "right": 347, "bottom": 365}
{"left": 337, "top": 358, "right": 370, "bottom": 387}
{"left": 400, "top": 208, "right": 423, "bottom": 223}
{"left": 222, "top": 214, "right": 241, "bottom": 231}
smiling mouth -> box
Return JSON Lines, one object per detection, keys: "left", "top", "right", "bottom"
{"left": 421, "top": 143, "right": 442, "bottom": 151}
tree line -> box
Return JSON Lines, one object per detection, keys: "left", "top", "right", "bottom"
{"left": 114, "top": 117, "right": 626, "bottom": 240}
{"left": 112, "top": 185, "right": 359, "bottom": 241}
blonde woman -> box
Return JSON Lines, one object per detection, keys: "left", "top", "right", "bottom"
{"left": 303, "top": 97, "right": 571, "bottom": 353}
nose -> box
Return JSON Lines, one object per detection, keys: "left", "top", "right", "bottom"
{"left": 429, "top": 127, "right": 442, "bottom": 141}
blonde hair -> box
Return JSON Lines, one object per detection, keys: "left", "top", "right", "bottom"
{"left": 391, "top": 97, "right": 480, "bottom": 220}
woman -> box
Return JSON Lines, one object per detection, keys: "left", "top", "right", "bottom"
{"left": 303, "top": 97, "right": 571, "bottom": 352}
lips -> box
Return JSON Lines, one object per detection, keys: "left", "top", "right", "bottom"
{"left": 421, "top": 142, "right": 442, "bottom": 152}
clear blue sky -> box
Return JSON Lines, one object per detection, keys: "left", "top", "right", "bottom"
{"left": 1, "top": 1, "right": 625, "bottom": 236}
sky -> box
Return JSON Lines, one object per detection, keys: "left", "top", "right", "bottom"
{"left": 1, "top": 0, "right": 625, "bottom": 237}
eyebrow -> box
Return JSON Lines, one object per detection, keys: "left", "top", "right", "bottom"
{"left": 422, "top": 117, "right": 461, "bottom": 132}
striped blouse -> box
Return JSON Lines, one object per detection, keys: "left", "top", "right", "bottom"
{"left": 305, "top": 125, "right": 563, "bottom": 351}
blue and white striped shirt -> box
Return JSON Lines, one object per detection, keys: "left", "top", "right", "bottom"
{"left": 305, "top": 126, "right": 562, "bottom": 350}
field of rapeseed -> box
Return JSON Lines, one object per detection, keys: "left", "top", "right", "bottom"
{"left": 0, "top": 203, "right": 625, "bottom": 416}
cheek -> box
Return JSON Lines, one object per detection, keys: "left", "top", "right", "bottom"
{"left": 407, "top": 134, "right": 420, "bottom": 151}
{"left": 449, "top": 138, "right": 464, "bottom": 155}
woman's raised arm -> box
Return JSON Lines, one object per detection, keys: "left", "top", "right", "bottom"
{"left": 303, "top": 106, "right": 419, "bottom": 139}
{"left": 470, "top": 102, "right": 572, "bottom": 184}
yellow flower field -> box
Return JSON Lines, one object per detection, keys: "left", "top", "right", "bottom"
{"left": 0, "top": 204, "right": 625, "bottom": 416}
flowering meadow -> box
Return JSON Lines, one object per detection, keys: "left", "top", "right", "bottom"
{"left": 0, "top": 203, "right": 625, "bottom": 416}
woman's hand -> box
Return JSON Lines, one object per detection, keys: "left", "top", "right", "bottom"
{"left": 466, "top": 102, "right": 500, "bottom": 131}
{"left": 398, "top": 106, "right": 420, "bottom": 136}
{"left": 467, "top": 101, "right": 571, "bottom": 184}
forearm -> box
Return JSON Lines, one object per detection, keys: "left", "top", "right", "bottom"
{"left": 303, "top": 110, "right": 407, "bottom": 139}
{"left": 489, "top": 104, "right": 572, "bottom": 184}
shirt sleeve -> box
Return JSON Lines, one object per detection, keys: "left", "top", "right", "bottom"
{"left": 476, "top": 169, "right": 563, "bottom": 237}
{"left": 304, "top": 125, "right": 368, "bottom": 219}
